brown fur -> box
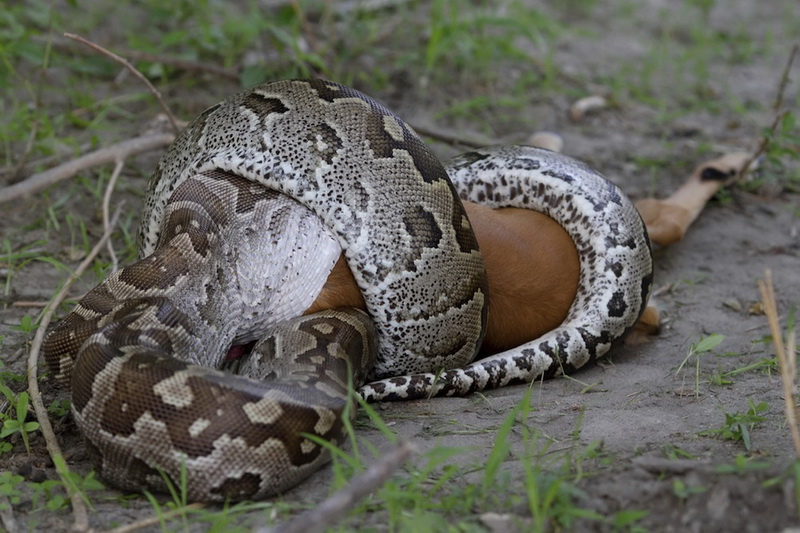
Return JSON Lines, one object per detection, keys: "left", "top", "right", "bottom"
{"left": 463, "top": 203, "right": 579, "bottom": 354}
{"left": 303, "top": 254, "right": 365, "bottom": 315}
{"left": 305, "top": 152, "right": 749, "bottom": 358}
{"left": 634, "top": 152, "right": 749, "bottom": 247}
{"left": 305, "top": 201, "right": 580, "bottom": 355}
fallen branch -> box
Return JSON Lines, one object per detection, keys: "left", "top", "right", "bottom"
{"left": 26, "top": 204, "right": 121, "bottom": 532}
{"left": 0, "top": 133, "right": 174, "bottom": 205}
{"left": 410, "top": 122, "right": 494, "bottom": 148}
{"left": 11, "top": 301, "right": 50, "bottom": 308}
{"left": 264, "top": 441, "right": 416, "bottom": 533}
{"left": 1, "top": 142, "right": 93, "bottom": 183}
{"left": 289, "top": 0, "right": 320, "bottom": 67}
{"left": 102, "top": 160, "right": 125, "bottom": 273}
{"left": 739, "top": 43, "right": 799, "bottom": 180}
{"left": 38, "top": 34, "right": 240, "bottom": 80}
{"left": 105, "top": 503, "right": 205, "bottom": 533}
{"left": 6, "top": 27, "right": 53, "bottom": 185}
{"left": 122, "top": 50, "right": 239, "bottom": 80}
{"left": 64, "top": 33, "right": 180, "bottom": 134}
{"left": 6, "top": 117, "right": 40, "bottom": 185}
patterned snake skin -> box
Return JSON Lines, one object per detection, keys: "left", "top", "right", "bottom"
{"left": 43, "top": 79, "right": 653, "bottom": 501}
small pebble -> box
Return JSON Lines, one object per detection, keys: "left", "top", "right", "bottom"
{"left": 569, "top": 95, "right": 608, "bottom": 121}
{"left": 722, "top": 298, "right": 742, "bottom": 312}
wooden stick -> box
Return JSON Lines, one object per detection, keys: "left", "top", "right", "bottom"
{"left": 26, "top": 206, "right": 121, "bottom": 532}
{"left": 11, "top": 301, "right": 49, "bottom": 308}
{"left": 6, "top": 118, "right": 40, "bottom": 185}
{"left": 0, "top": 133, "right": 174, "bottom": 205}
{"left": 37, "top": 35, "right": 240, "bottom": 80}
{"left": 410, "top": 123, "right": 494, "bottom": 148}
{"left": 0, "top": 495, "right": 18, "bottom": 533}
{"left": 102, "top": 160, "right": 125, "bottom": 273}
{"left": 739, "top": 43, "right": 799, "bottom": 179}
{"left": 1, "top": 142, "right": 93, "bottom": 182}
{"left": 264, "top": 441, "right": 416, "bottom": 533}
{"left": 105, "top": 503, "right": 205, "bottom": 533}
{"left": 25, "top": 149, "right": 128, "bottom": 531}
{"left": 64, "top": 33, "right": 180, "bottom": 135}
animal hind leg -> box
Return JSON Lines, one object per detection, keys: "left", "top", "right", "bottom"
{"left": 630, "top": 152, "right": 755, "bottom": 340}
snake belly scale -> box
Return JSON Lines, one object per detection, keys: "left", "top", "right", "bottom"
{"left": 43, "top": 79, "right": 653, "bottom": 501}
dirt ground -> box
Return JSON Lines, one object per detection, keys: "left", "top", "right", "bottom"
{"left": 1, "top": 0, "right": 799, "bottom": 531}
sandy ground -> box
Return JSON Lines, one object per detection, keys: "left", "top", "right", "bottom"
{"left": 1, "top": 0, "right": 799, "bottom": 531}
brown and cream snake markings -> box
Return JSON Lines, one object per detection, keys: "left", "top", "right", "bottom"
{"left": 44, "top": 79, "right": 655, "bottom": 501}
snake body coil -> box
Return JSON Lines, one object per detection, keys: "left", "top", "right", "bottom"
{"left": 44, "top": 79, "right": 653, "bottom": 501}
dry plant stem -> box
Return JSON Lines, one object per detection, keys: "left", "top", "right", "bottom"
{"left": 758, "top": 269, "right": 800, "bottom": 459}
{"left": 0, "top": 141, "right": 92, "bottom": 181}
{"left": 26, "top": 207, "right": 122, "bottom": 533}
{"left": 338, "top": 0, "right": 413, "bottom": 14}
{"left": 739, "top": 43, "right": 799, "bottom": 179}
{"left": 7, "top": 24, "right": 52, "bottom": 184}
{"left": 7, "top": 118, "right": 40, "bottom": 184}
{"left": 102, "top": 160, "right": 125, "bottom": 273}
{"left": 63, "top": 32, "right": 180, "bottom": 135}
{"left": 265, "top": 441, "right": 416, "bottom": 533}
{"left": 36, "top": 35, "right": 241, "bottom": 80}
{"left": 770, "top": 44, "right": 798, "bottom": 115}
{"left": 290, "top": 0, "right": 319, "bottom": 64}
{"left": 409, "top": 123, "right": 494, "bottom": 148}
{"left": 0, "top": 133, "right": 174, "bottom": 205}
{"left": 123, "top": 51, "right": 239, "bottom": 80}
{"left": 11, "top": 301, "right": 50, "bottom": 308}
{"left": 0, "top": 495, "right": 18, "bottom": 533}
{"left": 740, "top": 108, "right": 790, "bottom": 181}
{"left": 105, "top": 503, "right": 205, "bottom": 533}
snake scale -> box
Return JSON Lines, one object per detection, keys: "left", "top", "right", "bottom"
{"left": 43, "top": 79, "right": 653, "bottom": 501}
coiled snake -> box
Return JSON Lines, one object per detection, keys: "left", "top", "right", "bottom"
{"left": 43, "top": 79, "right": 653, "bottom": 501}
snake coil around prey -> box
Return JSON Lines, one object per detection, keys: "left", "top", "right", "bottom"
{"left": 43, "top": 79, "right": 653, "bottom": 501}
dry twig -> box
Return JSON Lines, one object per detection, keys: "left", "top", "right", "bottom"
{"left": 739, "top": 43, "right": 799, "bottom": 180}
{"left": 64, "top": 32, "right": 181, "bottom": 134}
{"left": 289, "top": 0, "right": 320, "bottom": 66}
{"left": 102, "top": 160, "right": 125, "bottom": 272}
{"left": 410, "top": 122, "right": 495, "bottom": 148}
{"left": 0, "top": 495, "right": 18, "bottom": 533}
{"left": 122, "top": 50, "right": 239, "bottom": 80}
{"left": 11, "top": 301, "right": 50, "bottom": 308}
{"left": 1, "top": 142, "right": 93, "bottom": 181}
{"left": 26, "top": 205, "right": 122, "bottom": 533}
{"left": 7, "top": 119, "right": 40, "bottom": 185}
{"left": 6, "top": 22, "right": 55, "bottom": 184}
{"left": 105, "top": 503, "right": 205, "bottom": 533}
{"left": 264, "top": 441, "right": 416, "bottom": 533}
{"left": 0, "top": 133, "right": 174, "bottom": 205}
{"left": 14, "top": 31, "right": 189, "bottom": 532}
{"left": 1, "top": 32, "right": 185, "bottom": 204}
{"left": 39, "top": 35, "right": 240, "bottom": 80}
{"left": 758, "top": 270, "right": 800, "bottom": 459}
